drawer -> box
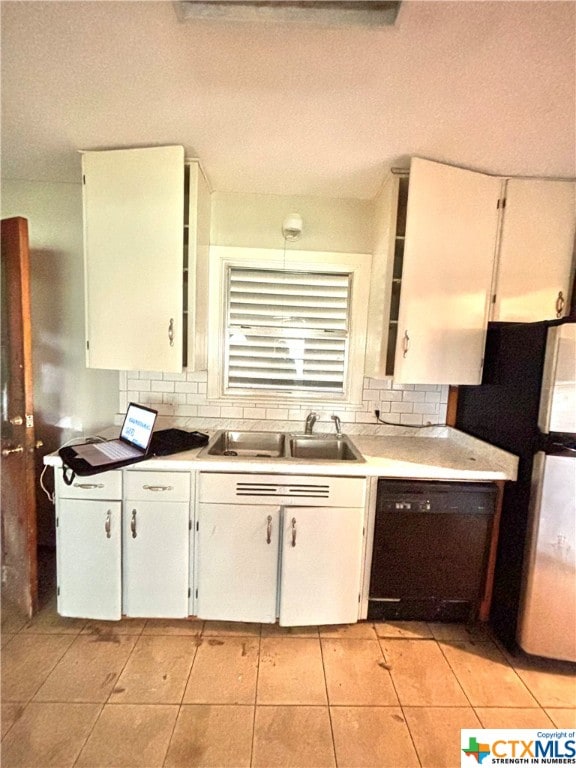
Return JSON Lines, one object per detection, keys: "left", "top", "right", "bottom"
{"left": 124, "top": 470, "right": 191, "bottom": 502}
{"left": 55, "top": 469, "right": 122, "bottom": 500}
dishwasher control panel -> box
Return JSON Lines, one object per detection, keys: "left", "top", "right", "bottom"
{"left": 376, "top": 480, "right": 497, "bottom": 515}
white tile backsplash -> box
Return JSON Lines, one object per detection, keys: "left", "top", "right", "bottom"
{"left": 119, "top": 372, "right": 448, "bottom": 433}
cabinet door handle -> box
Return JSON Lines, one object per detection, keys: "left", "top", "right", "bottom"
{"left": 105, "top": 510, "right": 112, "bottom": 539}
{"left": 291, "top": 517, "right": 297, "bottom": 548}
{"left": 142, "top": 484, "right": 174, "bottom": 492}
{"left": 556, "top": 291, "right": 565, "bottom": 318}
{"left": 74, "top": 483, "right": 105, "bottom": 490}
{"left": 266, "top": 515, "right": 273, "bottom": 544}
{"left": 402, "top": 330, "right": 410, "bottom": 358}
{"left": 168, "top": 317, "right": 175, "bottom": 347}
{"left": 131, "top": 509, "right": 137, "bottom": 538}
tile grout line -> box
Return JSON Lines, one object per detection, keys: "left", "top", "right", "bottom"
{"left": 433, "top": 637, "right": 478, "bottom": 708}
{"left": 437, "top": 637, "right": 541, "bottom": 709}
{"left": 249, "top": 632, "right": 262, "bottom": 768}
{"left": 71, "top": 702, "right": 106, "bottom": 768}
{"left": 376, "top": 632, "right": 424, "bottom": 768}
{"left": 318, "top": 633, "right": 339, "bottom": 768}
{"left": 70, "top": 622, "right": 144, "bottom": 767}
{"left": 160, "top": 626, "right": 203, "bottom": 768}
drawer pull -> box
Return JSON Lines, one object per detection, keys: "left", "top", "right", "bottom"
{"left": 266, "top": 515, "right": 273, "bottom": 544}
{"left": 291, "top": 517, "right": 297, "bottom": 548}
{"left": 131, "top": 509, "right": 137, "bottom": 538}
{"left": 105, "top": 510, "right": 112, "bottom": 539}
{"left": 142, "top": 484, "right": 174, "bottom": 492}
{"left": 74, "top": 483, "right": 105, "bottom": 490}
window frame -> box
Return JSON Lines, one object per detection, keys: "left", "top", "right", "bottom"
{"left": 207, "top": 246, "right": 372, "bottom": 405}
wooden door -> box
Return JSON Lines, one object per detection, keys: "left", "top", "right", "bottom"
{"left": 1, "top": 216, "right": 38, "bottom": 617}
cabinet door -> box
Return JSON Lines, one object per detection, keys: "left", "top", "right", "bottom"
{"left": 57, "top": 499, "right": 121, "bottom": 620}
{"left": 279, "top": 507, "right": 364, "bottom": 626}
{"left": 123, "top": 501, "right": 189, "bottom": 617}
{"left": 82, "top": 145, "right": 184, "bottom": 372}
{"left": 196, "top": 504, "right": 279, "bottom": 623}
{"left": 493, "top": 178, "right": 576, "bottom": 322}
{"left": 394, "top": 158, "right": 501, "bottom": 385}
{"left": 186, "top": 161, "right": 211, "bottom": 371}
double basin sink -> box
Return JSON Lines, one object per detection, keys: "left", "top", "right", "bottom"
{"left": 200, "top": 430, "right": 364, "bottom": 463}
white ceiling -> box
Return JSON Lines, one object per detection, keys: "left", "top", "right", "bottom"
{"left": 1, "top": 1, "right": 575, "bottom": 199}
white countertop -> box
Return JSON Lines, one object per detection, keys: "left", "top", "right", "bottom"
{"left": 45, "top": 427, "right": 518, "bottom": 481}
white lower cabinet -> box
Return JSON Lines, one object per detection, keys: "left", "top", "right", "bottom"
{"left": 124, "top": 471, "right": 191, "bottom": 618}
{"left": 123, "top": 501, "right": 189, "bottom": 618}
{"left": 196, "top": 504, "right": 279, "bottom": 623}
{"left": 279, "top": 506, "right": 364, "bottom": 626}
{"left": 55, "top": 467, "right": 191, "bottom": 620}
{"left": 57, "top": 499, "right": 122, "bottom": 620}
{"left": 196, "top": 473, "right": 367, "bottom": 626}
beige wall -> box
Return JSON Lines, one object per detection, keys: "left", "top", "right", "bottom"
{"left": 211, "top": 191, "right": 374, "bottom": 253}
{"left": 2, "top": 179, "right": 118, "bottom": 543}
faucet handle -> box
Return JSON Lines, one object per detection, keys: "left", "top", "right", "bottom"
{"left": 304, "top": 411, "right": 318, "bottom": 434}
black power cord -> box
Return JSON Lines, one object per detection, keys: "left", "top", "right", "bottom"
{"left": 374, "top": 409, "right": 446, "bottom": 429}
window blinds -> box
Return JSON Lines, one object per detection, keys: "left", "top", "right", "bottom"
{"left": 226, "top": 267, "right": 351, "bottom": 392}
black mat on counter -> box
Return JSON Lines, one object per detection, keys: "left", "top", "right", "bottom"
{"left": 149, "top": 428, "right": 209, "bottom": 456}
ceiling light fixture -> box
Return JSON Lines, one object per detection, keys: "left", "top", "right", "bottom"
{"left": 282, "top": 213, "right": 303, "bottom": 242}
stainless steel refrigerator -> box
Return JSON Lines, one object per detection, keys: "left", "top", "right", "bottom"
{"left": 455, "top": 319, "right": 576, "bottom": 661}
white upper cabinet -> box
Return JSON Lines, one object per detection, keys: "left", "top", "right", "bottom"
{"left": 491, "top": 178, "right": 575, "bottom": 322}
{"left": 82, "top": 145, "right": 185, "bottom": 372}
{"left": 394, "top": 158, "right": 501, "bottom": 385}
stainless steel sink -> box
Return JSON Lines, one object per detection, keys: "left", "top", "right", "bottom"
{"left": 288, "top": 434, "right": 364, "bottom": 462}
{"left": 203, "top": 430, "right": 286, "bottom": 458}
{"left": 200, "top": 429, "right": 364, "bottom": 462}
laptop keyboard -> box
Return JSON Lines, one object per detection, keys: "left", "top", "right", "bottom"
{"left": 94, "top": 441, "right": 140, "bottom": 460}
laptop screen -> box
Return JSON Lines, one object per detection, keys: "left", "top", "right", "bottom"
{"left": 120, "top": 403, "right": 158, "bottom": 451}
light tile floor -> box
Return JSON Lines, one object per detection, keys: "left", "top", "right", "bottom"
{"left": 2, "top": 598, "right": 575, "bottom": 768}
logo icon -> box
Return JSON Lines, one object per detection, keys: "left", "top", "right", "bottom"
{"left": 462, "top": 736, "right": 491, "bottom": 764}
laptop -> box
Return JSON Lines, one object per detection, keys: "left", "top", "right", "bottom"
{"left": 71, "top": 403, "right": 158, "bottom": 469}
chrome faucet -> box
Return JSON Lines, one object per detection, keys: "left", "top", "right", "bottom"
{"left": 304, "top": 412, "right": 317, "bottom": 434}
{"left": 331, "top": 414, "right": 342, "bottom": 437}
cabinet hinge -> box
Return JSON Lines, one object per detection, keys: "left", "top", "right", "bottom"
{"left": 56, "top": 517, "right": 59, "bottom": 527}
{"left": 57, "top": 586, "right": 60, "bottom": 596}
{"left": 189, "top": 520, "right": 192, "bottom": 531}
{"left": 497, "top": 197, "right": 507, "bottom": 209}
{"left": 83, "top": 174, "right": 86, "bottom": 184}
{"left": 195, "top": 588, "right": 198, "bottom": 599}
{"left": 491, "top": 294, "right": 497, "bottom": 304}
{"left": 188, "top": 587, "right": 191, "bottom": 597}
{"left": 86, "top": 340, "right": 90, "bottom": 350}
{"left": 196, "top": 521, "right": 199, "bottom": 531}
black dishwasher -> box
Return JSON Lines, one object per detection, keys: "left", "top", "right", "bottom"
{"left": 368, "top": 480, "right": 496, "bottom": 622}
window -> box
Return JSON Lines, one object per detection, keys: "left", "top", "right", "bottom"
{"left": 226, "top": 267, "right": 350, "bottom": 393}
{"left": 208, "top": 247, "right": 372, "bottom": 404}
